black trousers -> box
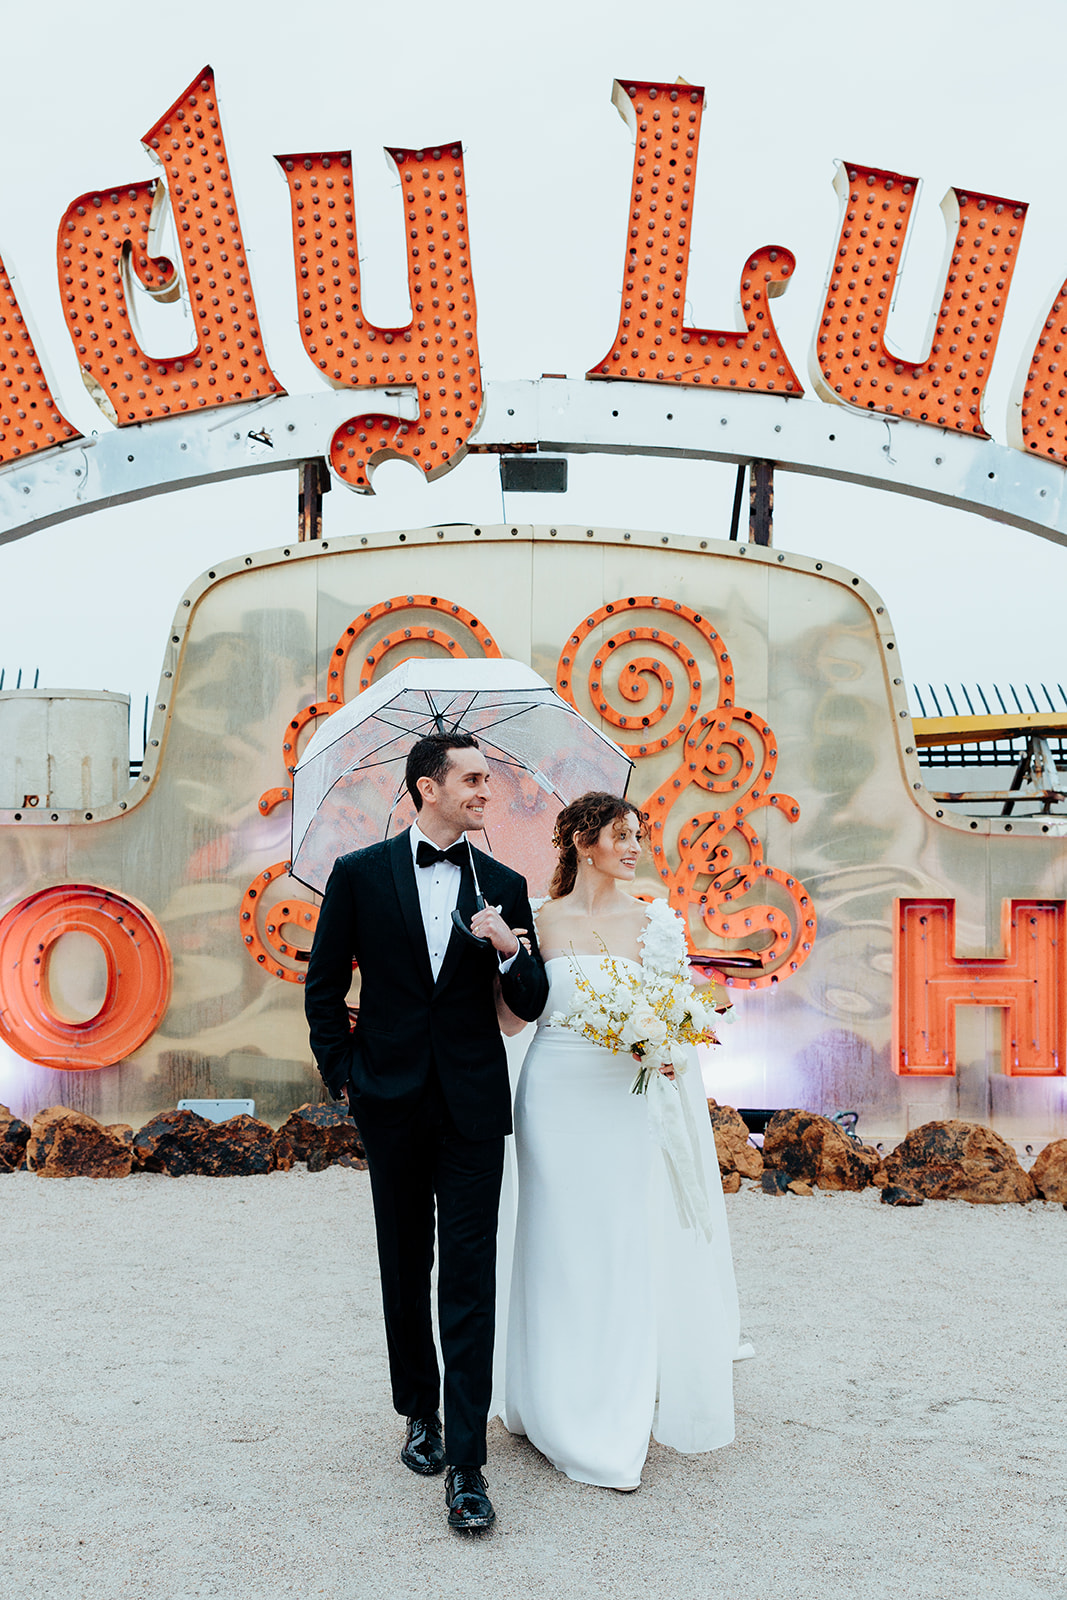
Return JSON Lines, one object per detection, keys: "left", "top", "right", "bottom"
{"left": 356, "top": 1073, "right": 505, "bottom": 1467}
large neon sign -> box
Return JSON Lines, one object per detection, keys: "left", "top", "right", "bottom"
{"left": 0, "top": 69, "right": 1064, "bottom": 490}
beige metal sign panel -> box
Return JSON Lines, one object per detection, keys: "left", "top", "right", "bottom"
{"left": 1, "top": 525, "right": 1064, "bottom": 1142}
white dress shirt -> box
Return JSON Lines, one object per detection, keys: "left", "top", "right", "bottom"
{"left": 409, "top": 823, "right": 517, "bottom": 982}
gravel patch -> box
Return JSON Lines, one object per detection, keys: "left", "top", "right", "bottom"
{"left": 0, "top": 1170, "right": 1064, "bottom": 1599}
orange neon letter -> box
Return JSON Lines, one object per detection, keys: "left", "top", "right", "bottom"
{"left": 812, "top": 163, "right": 1026, "bottom": 436}
{"left": 0, "top": 258, "right": 80, "bottom": 465}
{"left": 275, "top": 145, "right": 483, "bottom": 493}
{"left": 1010, "top": 277, "right": 1067, "bottom": 465}
{"left": 57, "top": 66, "right": 284, "bottom": 426}
{"left": 588, "top": 79, "right": 803, "bottom": 395}
{"left": 894, "top": 898, "right": 1065, "bottom": 1076}
{"left": 0, "top": 884, "right": 172, "bottom": 1068}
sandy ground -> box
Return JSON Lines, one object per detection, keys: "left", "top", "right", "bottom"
{"left": 0, "top": 1169, "right": 1065, "bottom": 1600}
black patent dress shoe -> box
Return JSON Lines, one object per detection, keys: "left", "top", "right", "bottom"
{"left": 400, "top": 1413, "right": 445, "bottom": 1476}
{"left": 445, "top": 1465, "right": 496, "bottom": 1531}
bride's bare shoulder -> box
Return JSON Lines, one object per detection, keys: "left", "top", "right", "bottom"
{"left": 533, "top": 894, "right": 568, "bottom": 929}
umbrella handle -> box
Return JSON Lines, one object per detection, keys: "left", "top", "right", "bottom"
{"left": 450, "top": 891, "right": 493, "bottom": 951}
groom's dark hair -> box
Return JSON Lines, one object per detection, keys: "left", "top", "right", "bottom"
{"left": 405, "top": 732, "right": 481, "bottom": 810}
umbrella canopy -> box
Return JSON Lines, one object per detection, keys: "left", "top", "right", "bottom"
{"left": 290, "top": 659, "right": 633, "bottom": 895}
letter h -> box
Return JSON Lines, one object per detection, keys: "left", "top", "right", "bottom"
{"left": 894, "top": 898, "right": 1065, "bottom": 1076}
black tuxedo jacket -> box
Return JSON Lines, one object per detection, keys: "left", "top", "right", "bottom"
{"left": 303, "top": 830, "right": 548, "bottom": 1140}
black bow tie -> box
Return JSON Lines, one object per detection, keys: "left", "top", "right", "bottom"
{"left": 416, "top": 839, "right": 469, "bottom": 870}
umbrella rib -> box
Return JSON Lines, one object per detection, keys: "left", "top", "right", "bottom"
{"left": 423, "top": 689, "right": 446, "bottom": 734}
{"left": 422, "top": 687, "right": 478, "bottom": 733}
{"left": 332, "top": 711, "right": 440, "bottom": 760}
{"left": 305, "top": 708, "right": 438, "bottom": 766}
{"left": 451, "top": 702, "right": 549, "bottom": 739}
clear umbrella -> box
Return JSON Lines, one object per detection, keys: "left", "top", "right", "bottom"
{"left": 290, "top": 659, "right": 633, "bottom": 896}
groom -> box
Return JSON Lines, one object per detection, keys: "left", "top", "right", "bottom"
{"left": 304, "top": 731, "right": 547, "bottom": 1531}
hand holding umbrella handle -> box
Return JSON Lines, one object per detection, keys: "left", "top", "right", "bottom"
{"left": 451, "top": 894, "right": 493, "bottom": 950}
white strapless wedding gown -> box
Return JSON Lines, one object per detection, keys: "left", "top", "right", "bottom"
{"left": 495, "top": 902, "right": 740, "bottom": 1489}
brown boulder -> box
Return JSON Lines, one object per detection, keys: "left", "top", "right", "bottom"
{"left": 763, "top": 1109, "right": 884, "bottom": 1191}
{"left": 272, "top": 1102, "right": 365, "bottom": 1172}
{"left": 132, "top": 1108, "right": 212, "bottom": 1175}
{"left": 1029, "top": 1139, "right": 1067, "bottom": 1202}
{"left": 720, "top": 1170, "right": 741, "bottom": 1194}
{"left": 787, "top": 1179, "right": 814, "bottom": 1197}
{"left": 133, "top": 1109, "right": 275, "bottom": 1176}
{"left": 1031, "top": 1140, "right": 1067, "bottom": 1202}
{"left": 706, "top": 1100, "right": 763, "bottom": 1180}
{"left": 0, "top": 1104, "right": 31, "bottom": 1173}
{"left": 106, "top": 1124, "right": 133, "bottom": 1147}
{"left": 27, "top": 1107, "right": 133, "bottom": 1179}
{"left": 881, "top": 1184, "right": 924, "bottom": 1206}
{"left": 884, "top": 1120, "right": 1036, "bottom": 1204}
{"left": 197, "top": 1114, "right": 275, "bottom": 1177}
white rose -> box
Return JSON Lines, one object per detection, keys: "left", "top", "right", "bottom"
{"left": 631, "top": 1006, "right": 667, "bottom": 1048}
{"left": 619, "top": 1014, "right": 641, "bottom": 1047}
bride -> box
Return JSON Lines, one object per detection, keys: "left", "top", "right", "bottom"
{"left": 497, "top": 791, "right": 741, "bottom": 1491}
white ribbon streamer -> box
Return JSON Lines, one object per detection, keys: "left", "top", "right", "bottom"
{"left": 645, "top": 1071, "right": 715, "bottom": 1244}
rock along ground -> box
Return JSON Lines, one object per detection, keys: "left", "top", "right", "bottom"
{"left": 0, "top": 1169, "right": 1064, "bottom": 1600}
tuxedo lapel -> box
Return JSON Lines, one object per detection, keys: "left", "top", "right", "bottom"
{"left": 388, "top": 831, "right": 435, "bottom": 992}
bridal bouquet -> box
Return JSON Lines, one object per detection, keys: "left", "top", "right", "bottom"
{"left": 549, "top": 942, "right": 723, "bottom": 1094}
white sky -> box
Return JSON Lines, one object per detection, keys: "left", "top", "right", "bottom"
{"left": 0, "top": 0, "right": 1065, "bottom": 740}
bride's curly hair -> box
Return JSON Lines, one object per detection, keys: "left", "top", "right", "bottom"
{"left": 548, "top": 792, "right": 648, "bottom": 899}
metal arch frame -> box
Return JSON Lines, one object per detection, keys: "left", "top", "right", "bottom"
{"left": 1, "top": 379, "right": 1067, "bottom": 549}
{"left": 483, "top": 380, "right": 1067, "bottom": 547}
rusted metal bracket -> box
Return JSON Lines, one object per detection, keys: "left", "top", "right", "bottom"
{"left": 297, "top": 458, "right": 331, "bottom": 543}
{"left": 749, "top": 459, "right": 774, "bottom": 546}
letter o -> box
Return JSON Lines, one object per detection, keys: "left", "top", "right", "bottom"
{"left": 0, "top": 884, "right": 172, "bottom": 1069}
